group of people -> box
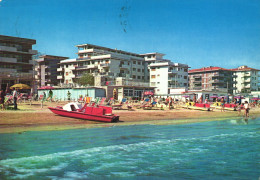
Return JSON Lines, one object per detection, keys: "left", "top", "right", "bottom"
{"left": 0, "top": 88, "right": 18, "bottom": 110}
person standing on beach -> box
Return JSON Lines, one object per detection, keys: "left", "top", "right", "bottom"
{"left": 12, "top": 88, "right": 18, "bottom": 110}
{"left": 244, "top": 101, "right": 250, "bottom": 118}
{"left": 48, "top": 89, "right": 53, "bottom": 101}
{"left": 220, "top": 97, "right": 225, "bottom": 112}
{"left": 0, "top": 89, "right": 5, "bottom": 110}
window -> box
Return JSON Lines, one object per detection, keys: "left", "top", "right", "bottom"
{"left": 157, "top": 74, "right": 160, "bottom": 77}
{"left": 151, "top": 75, "right": 156, "bottom": 79}
{"left": 184, "top": 76, "right": 187, "bottom": 79}
{"left": 138, "top": 69, "right": 141, "bottom": 72}
{"left": 133, "top": 61, "right": 136, "bottom": 64}
{"left": 157, "top": 82, "right": 160, "bottom": 84}
{"left": 133, "top": 68, "right": 136, "bottom": 71}
{"left": 138, "top": 62, "right": 141, "bottom": 65}
{"left": 133, "top": 75, "right": 136, "bottom": 79}
{"left": 66, "top": 72, "right": 68, "bottom": 76}
{"left": 151, "top": 69, "right": 156, "bottom": 71}
{"left": 138, "top": 76, "right": 141, "bottom": 79}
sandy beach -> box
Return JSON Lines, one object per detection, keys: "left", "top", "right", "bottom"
{"left": 0, "top": 101, "right": 259, "bottom": 134}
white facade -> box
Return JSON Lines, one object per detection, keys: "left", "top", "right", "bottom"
{"left": 232, "top": 66, "right": 259, "bottom": 93}
{"left": 149, "top": 61, "right": 189, "bottom": 95}
{"left": 58, "top": 44, "right": 152, "bottom": 86}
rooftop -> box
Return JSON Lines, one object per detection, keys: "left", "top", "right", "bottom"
{"left": 229, "top": 65, "right": 259, "bottom": 72}
{"left": 76, "top": 43, "right": 142, "bottom": 57}
{"left": 0, "top": 35, "right": 36, "bottom": 44}
{"left": 39, "top": 55, "right": 69, "bottom": 60}
{"left": 189, "top": 66, "right": 230, "bottom": 73}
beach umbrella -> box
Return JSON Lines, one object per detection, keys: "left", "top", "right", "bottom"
{"left": 210, "top": 95, "right": 218, "bottom": 98}
{"left": 10, "top": 83, "right": 31, "bottom": 90}
{"left": 144, "top": 91, "right": 154, "bottom": 96}
{"left": 251, "top": 97, "right": 260, "bottom": 101}
{"left": 234, "top": 96, "right": 244, "bottom": 99}
{"left": 38, "top": 86, "right": 54, "bottom": 90}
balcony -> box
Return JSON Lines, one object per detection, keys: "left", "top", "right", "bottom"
{"left": 118, "top": 73, "right": 127, "bottom": 77}
{"left": 67, "top": 66, "right": 76, "bottom": 70}
{"left": 78, "top": 48, "right": 94, "bottom": 54}
{"left": 0, "top": 57, "right": 17, "bottom": 63}
{"left": 100, "top": 63, "right": 110, "bottom": 68}
{"left": 0, "top": 45, "right": 17, "bottom": 52}
{"left": 119, "top": 64, "right": 129, "bottom": 69}
{"left": 88, "top": 64, "right": 98, "bottom": 69}
{"left": 57, "top": 67, "right": 64, "bottom": 72}
{"left": 245, "top": 84, "right": 251, "bottom": 88}
{"left": 28, "top": 49, "right": 38, "bottom": 54}
{"left": 210, "top": 79, "right": 225, "bottom": 84}
{"left": 212, "top": 72, "right": 225, "bottom": 77}
{"left": 243, "top": 79, "right": 251, "bottom": 83}
{"left": 57, "top": 75, "right": 64, "bottom": 79}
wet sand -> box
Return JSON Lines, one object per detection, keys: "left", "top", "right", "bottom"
{"left": 0, "top": 102, "right": 259, "bottom": 134}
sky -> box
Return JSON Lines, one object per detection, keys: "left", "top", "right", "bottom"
{"left": 0, "top": 0, "right": 259, "bottom": 69}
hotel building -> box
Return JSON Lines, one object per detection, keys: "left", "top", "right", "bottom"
{"left": 0, "top": 35, "right": 37, "bottom": 90}
{"left": 231, "top": 65, "right": 259, "bottom": 93}
{"left": 58, "top": 44, "right": 151, "bottom": 87}
{"left": 149, "top": 61, "right": 189, "bottom": 95}
{"left": 35, "top": 55, "right": 68, "bottom": 88}
{"left": 188, "top": 66, "right": 234, "bottom": 94}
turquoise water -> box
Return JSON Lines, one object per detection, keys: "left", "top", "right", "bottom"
{"left": 0, "top": 118, "right": 259, "bottom": 179}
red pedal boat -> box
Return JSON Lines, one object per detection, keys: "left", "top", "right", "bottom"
{"left": 48, "top": 102, "right": 119, "bottom": 123}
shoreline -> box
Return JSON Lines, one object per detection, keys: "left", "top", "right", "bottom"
{"left": 1, "top": 102, "right": 259, "bottom": 134}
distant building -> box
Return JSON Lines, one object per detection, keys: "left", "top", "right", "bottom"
{"left": 149, "top": 61, "right": 189, "bottom": 95}
{"left": 35, "top": 55, "right": 68, "bottom": 88}
{"left": 231, "top": 65, "right": 259, "bottom": 93}
{"left": 0, "top": 35, "right": 37, "bottom": 90}
{"left": 188, "top": 66, "right": 234, "bottom": 94}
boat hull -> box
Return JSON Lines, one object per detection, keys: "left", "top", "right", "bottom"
{"left": 48, "top": 107, "right": 119, "bottom": 123}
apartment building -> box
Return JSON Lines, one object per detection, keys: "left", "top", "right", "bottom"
{"left": 231, "top": 65, "right": 259, "bottom": 93}
{"left": 188, "top": 66, "right": 234, "bottom": 94}
{"left": 0, "top": 35, "right": 37, "bottom": 90}
{"left": 35, "top": 55, "right": 68, "bottom": 87}
{"left": 149, "top": 61, "right": 189, "bottom": 95}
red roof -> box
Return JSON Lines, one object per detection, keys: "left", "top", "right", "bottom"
{"left": 188, "top": 66, "right": 230, "bottom": 73}
{"left": 229, "top": 67, "right": 259, "bottom": 71}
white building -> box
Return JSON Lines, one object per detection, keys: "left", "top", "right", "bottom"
{"left": 149, "top": 61, "right": 189, "bottom": 95}
{"left": 231, "top": 65, "right": 259, "bottom": 93}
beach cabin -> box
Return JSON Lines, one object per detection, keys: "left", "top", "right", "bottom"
{"left": 37, "top": 87, "right": 106, "bottom": 101}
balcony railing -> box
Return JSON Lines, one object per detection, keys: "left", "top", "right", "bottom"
{"left": 57, "top": 67, "right": 64, "bottom": 71}
{"left": 57, "top": 75, "right": 63, "bottom": 79}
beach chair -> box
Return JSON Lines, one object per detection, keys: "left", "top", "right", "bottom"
{"left": 142, "top": 101, "right": 157, "bottom": 110}
{"left": 99, "top": 97, "right": 106, "bottom": 106}
{"left": 112, "top": 98, "right": 127, "bottom": 110}
{"left": 17, "top": 93, "right": 24, "bottom": 103}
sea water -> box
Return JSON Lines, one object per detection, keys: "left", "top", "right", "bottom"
{"left": 0, "top": 118, "right": 259, "bottom": 179}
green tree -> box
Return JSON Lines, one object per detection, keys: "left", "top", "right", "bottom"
{"left": 77, "top": 73, "right": 94, "bottom": 86}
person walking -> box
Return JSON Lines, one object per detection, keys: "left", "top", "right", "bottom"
{"left": 12, "top": 88, "right": 18, "bottom": 110}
